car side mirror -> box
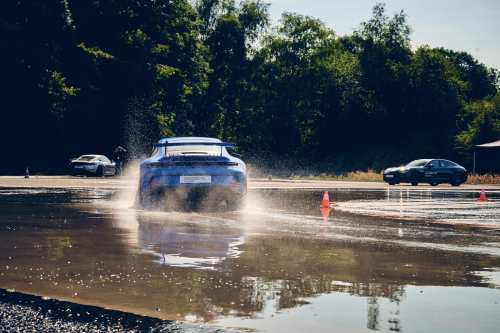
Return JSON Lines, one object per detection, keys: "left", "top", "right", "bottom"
{"left": 428, "top": 164, "right": 434, "bottom": 168}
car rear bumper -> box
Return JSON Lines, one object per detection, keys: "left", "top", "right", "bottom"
{"left": 70, "top": 166, "right": 115, "bottom": 176}
{"left": 148, "top": 174, "right": 243, "bottom": 187}
{"left": 140, "top": 186, "right": 245, "bottom": 207}
{"left": 140, "top": 169, "right": 247, "bottom": 193}
{"left": 70, "top": 165, "right": 98, "bottom": 175}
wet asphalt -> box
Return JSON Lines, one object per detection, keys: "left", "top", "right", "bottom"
{"left": 1, "top": 181, "right": 499, "bottom": 332}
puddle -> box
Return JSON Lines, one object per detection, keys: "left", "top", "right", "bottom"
{"left": 0, "top": 187, "right": 499, "bottom": 332}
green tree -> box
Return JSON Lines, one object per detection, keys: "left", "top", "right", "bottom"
{"left": 0, "top": 0, "right": 77, "bottom": 173}
{"left": 455, "top": 91, "right": 500, "bottom": 153}
{"left": 66, "top": 0, "right": 208, "bottom": 152}
{"left": 252, "top": 13, "right": 362, "bottom": 156}
{"left": 391, "top": 46, "right": 465, "bottom": 158}
{"left": 349, "top": 3, "right": 413, "bottom": 143}
{"left": 190, "top": 0, "right": 270, "bottom": 141}
{"left": 436, "top": 48, "right": 498, "bottom": 101}
{"left": 0, "top": 0, "right": 208, "bottom": 173}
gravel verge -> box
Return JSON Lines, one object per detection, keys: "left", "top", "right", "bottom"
{"left": 0, "top": 289, "right": 238, "bottom": 333}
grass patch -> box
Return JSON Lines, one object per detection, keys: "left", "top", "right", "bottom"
{"left": 269, "top": 171, "right": 500, "bottom": 184}
{"left": 288, "top": 169, "right": 383, "bottom": 182}
{"left": 466, "top": 173, "right": 500, "bottom": 184}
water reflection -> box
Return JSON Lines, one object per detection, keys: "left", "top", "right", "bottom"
{"left": 0, "top": 188, "right": 499, "bottom": 332}
{"left": 137, "top": 214, "right": 244, "bottom": 271}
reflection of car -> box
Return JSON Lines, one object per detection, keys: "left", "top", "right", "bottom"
{"left": 69, "top": 155, "right": 116, "bottom": 176}
{"left": 138, "top": 137, "right": 247, "bottom": 209}
{"left": 383, "top": 159, "right": 467, "bottom": 186}
{"left": 138, "top": 221, "right": 244, "bottom": 271}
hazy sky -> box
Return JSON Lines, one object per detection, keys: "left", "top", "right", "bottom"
{"left": 266, "top": 0, "right": 500, "bottom": 71}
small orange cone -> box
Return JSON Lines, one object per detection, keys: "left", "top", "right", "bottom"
{"left": 25, "top": 167, "right": 30, "bottom": 179}
{"left": 320, "top": 190, "right": 332, "bottom": 218}
{"left": 478, "top": 188, "right": 487, "bottom": 202}
{"left": 321, "top": 191, "right": 330, "bottom": 208}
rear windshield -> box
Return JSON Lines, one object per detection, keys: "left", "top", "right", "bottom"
{"left": 166, "top": 145, "right": 222, "bottom": 156}
{"left": 405, "top": 159, "right": 429, "bottom": 167}
{"left": 77, "top": 156, "right": 96, "bottom": 161}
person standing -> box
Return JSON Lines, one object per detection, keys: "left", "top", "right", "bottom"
{"left": 114, "top": 146, "right": 126, "bottom": 176}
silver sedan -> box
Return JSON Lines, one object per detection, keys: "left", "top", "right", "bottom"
{"left": 69, "top": 155, "right": 116, "bottom": 176}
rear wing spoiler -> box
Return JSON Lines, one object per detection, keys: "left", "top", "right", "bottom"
{"left": 154, "top": 142, "right": 236, "bottom": 148}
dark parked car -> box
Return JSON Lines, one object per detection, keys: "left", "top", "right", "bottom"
{"left": 69, "top": 155, "right": 116, "bottom": 176}
{"left": 383, "top": 159, "right": 467, "bottom": 186}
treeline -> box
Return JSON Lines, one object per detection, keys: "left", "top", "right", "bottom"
{"left": 1, "top": 1, "right": 498, "bottom": 175}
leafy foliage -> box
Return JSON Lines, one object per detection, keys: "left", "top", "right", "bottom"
{"left": 0, "top": 1, "right": 498, "bottom": 174}
{"left": 0, "top": 0, "right": 208, "bottom": 174}
{"left": 455, "top": 92, "right": 500, "bottom": 152}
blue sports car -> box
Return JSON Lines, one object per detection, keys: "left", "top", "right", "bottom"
{"left": 138, "top": 137, "right": 247, "bottom": 210}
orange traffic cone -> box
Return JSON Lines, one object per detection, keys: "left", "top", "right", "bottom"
{"left": 320, "top": 190, "right": 332, "bottom": 218}
{"left": 25, "top": 167, "right": 30, "bottom": 179}
{"left": 321, "top": 191, "right": 330, "bottom": 208}
{"left": 478, "top": 188, "right": 487, "bottom": 202}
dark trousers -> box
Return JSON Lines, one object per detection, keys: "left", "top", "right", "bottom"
{"left": 115, "top": 161, "right": 123, "bottom": 176}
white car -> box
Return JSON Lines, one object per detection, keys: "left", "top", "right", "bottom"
{"left": 69, "top": 155, "right": 116, "bottom": 176}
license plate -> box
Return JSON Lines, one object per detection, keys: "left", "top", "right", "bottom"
{"left": 180, "top": 175, "right": 211, "bottom": 184}
{"left": 74, "top": 166, "right": 84, "bottom": 169}
{"left": 385, "top": 175, "right": 393, "bottom": 178}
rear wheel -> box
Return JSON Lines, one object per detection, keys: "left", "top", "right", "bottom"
{"left": 227, "top": 195, "right": 247, "bottom": 211}
{"left": 410, "top": 173, "right": 419, "bottom": 186}
{"left": 138, "top": 190, "right": 145, "bottom": 207}
{"left": 134, "top": 186, "right": 142, "bottom": 208}
{"left": 96, "top": 165, "right": 104, "bottom": 177}
{"left": 450, "top": 173, "right": 462, "bottom": 186}
{"left": 139, "top": 192, "right": 159, "bottom": 210}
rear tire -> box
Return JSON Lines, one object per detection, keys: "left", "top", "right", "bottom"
{"left": 139, "top": 192, "right": 157, "bottom": 210}
{"left": 227, "top": 195, "right": 246, "bottom": 211}
{"left": 450, "top": 173, "right": 462, "bottom": 186}
{"left": 410, "top": 173, "right": 419, "bottom": 186}
{"left": 96, "top": 165, "right": 104, "bottom": 177}
{"left": 134, "top": 187, "right": 142, "bottom": 208}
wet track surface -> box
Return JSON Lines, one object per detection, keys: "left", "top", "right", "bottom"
{"left": 336, "top": 188, "right": 500, "bottom": 228}
{"left": 0, "top": 187, "right": 499, "bottom": 332}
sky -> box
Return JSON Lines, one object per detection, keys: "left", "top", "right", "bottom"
{"left": 266, "top": 0, "right": 500, "bottom": 71}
